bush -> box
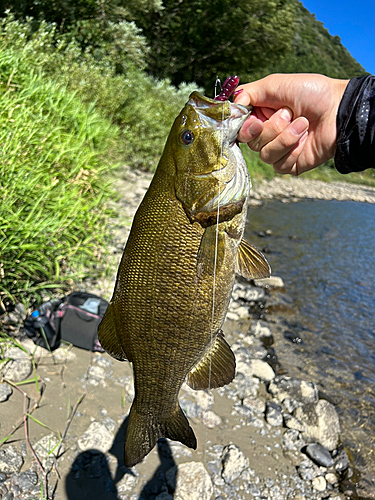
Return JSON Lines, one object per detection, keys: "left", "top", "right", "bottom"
{"left": 0, "top": 38, "right": 118, "bottom": 301}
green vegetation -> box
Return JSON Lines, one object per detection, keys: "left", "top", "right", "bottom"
{"left": 0, "top": 1, "right": 373, "bottom": 305}
{"left": 0, "top": 34, "right": 118, "bottom": 301}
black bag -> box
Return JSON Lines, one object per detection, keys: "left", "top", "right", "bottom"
{"left": 24, "top": 292, "right": 108, "bottom": 351}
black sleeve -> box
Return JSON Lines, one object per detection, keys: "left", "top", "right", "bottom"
{"left": 334, "top": 75, "right": 375, "bottom": 174}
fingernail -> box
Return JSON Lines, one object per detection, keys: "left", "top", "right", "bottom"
{"left": 280, "top": 108, "right": 293, "bottom": 123}
{"left": 247, "top": 121, "right": 263, "bottom": 138}
{"left": 291, "top": 118, "right": 308, "bottom": 135}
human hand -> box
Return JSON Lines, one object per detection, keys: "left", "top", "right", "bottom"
{"left": 234, "top": 74, "right": 349, "bottom": 175}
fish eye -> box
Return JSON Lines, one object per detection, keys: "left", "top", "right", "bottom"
{"left": 180, "top": 129, "right": 194, "bottom": 146}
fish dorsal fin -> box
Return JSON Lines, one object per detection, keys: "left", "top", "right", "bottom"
{"left": 187, "top": 331, "right": 235, "bottom": 390}
{"left": 236, "top": 238, "right": 271, "bottom": 280}
{"left": 97, "top": 302, "right": 129, "bottom": 362}
{"left": 196, "top": 226, "right": 225, "bottom": 277}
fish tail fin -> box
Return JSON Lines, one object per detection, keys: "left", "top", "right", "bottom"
{"left": 163, "top": 403, "right": 197, "bottom": 451}
{"left": 124, "top": 401, "right": 197, "bottom": 468}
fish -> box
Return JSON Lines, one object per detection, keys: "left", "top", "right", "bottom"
{"left": 98, "top": 76, "right": 270, "bottom": 467}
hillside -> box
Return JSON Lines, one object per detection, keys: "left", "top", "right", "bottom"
{"left": 263, "top": 0, "right": 366, "bottom": 79}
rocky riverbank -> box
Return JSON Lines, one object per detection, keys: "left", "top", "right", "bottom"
{"left": 1, "top": 172, "right": 373, "bottom": 500}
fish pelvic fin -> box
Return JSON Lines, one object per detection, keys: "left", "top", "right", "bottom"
{"left": 124, "top": 402, "right": 197, "bottom": 468}
{"left": 187, "top": 331, "right": 235, "bottom": 390}
{"left": 236, "top": 237, "right": 271, "bottom": 280}
{"left": 97, "top": 302, "right": 128, "bottom": 361}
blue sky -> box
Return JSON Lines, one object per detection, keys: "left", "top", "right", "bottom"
{"left": 302, "top": 0, "right": 375, "bottom": 75}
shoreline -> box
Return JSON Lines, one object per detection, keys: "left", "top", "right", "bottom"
{"left": 250, "top": 177, "right": 375, "bottom": 205}
{"left": 1, "top": 173, "right": 373, "bottom": 499}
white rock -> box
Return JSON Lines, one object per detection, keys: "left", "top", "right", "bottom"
{"left": 0, "top": 383, "right": 12, "bottom": 402}
{"left": 251, "top": 359, "right": 275, "bottom": 381}
{"left": 34, "top": 434, "right": 64, "bottom": 471}
{"left": 235, "top": 361, "right": 254, "bottom": 378}
{"left": 200, "top": 410, "right": 222, "bottom": 428}
{"left": 253, "top": 276, "right": 285, "bottom": 288}
{"left": 312, "top": 476, "right": 327, "bottom": 492}
{"left": 235, "top": 306, "right": 250, "bottom": 319}
{"left": 166, "top": 462, "right": 213, "bottom": 500}
{"left": 221, "top": 443, "right": 249, "bottom": 484}
{"left": 294, "top": 400, "right": 341, "bottom": 451}
{"left": 226, "top": 311, "right": 240, "bottom": 321}
{"left": 77, "top": 421, "right": 115, "bottom": 454}
{"left": 249, "top": 320, "right": 273, "bottom": 339}
{"left": 3, "top": 347, "right": 32, "bottom": 382}
{"left": 52, "top": 346, "right": 77, "bottom": 363}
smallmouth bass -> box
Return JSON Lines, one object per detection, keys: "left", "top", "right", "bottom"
{"left": 98, "top": 77, "right": 270, "bottom": 467}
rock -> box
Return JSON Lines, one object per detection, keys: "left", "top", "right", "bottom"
{"left": 312, "top": 476, "right": 327, "bottom": 492}
{"left": 253, "top": 276, "right": 285, "bottom": 288}
{"left": 232, "top": 374, "right": 259, "bottom": 399}
{"left": 294, "top": 400, "right": 341, "bottom": 451}
{"left": 282, "top": 429, "right": 305, "bottom": 450}
{"left": 298, "top": 459, "right": 319, "bottom": 481}
{"left": 200, "top": 410, "right": 222, "bottom": 428}
{"left": 52, "top": 346, "right": 76, "bottom": 363}
{"left": 334, "top": 448, "right": 349, "bottom": 473}
{"left": 166, "top": 462, "right": 213, "bottom": 500}
{"left": 268, "top": 376, "right": 319, "bottom": 405}
{"left": 87, "top": 366, "right": 106, "bottom": 381}
{"left": 18, "top": 470, "right": 38, "bottom": 491}
{"left": 249, "top": 320, "right": 273, "bottom": 340}
{"left": 34, "top": 434, "right": 64, "bottom": 471}
{"left": 3, "top": 347, "right": 32, "bottom": 382}
{"left": 242, "top": 397, "right": 266, "bottom": 415}
{"left": 0, "top": 383, "right": 12, "bottom": 402}
{"left": 265, "top": 401, "right": 283, "bottom": 426}
{"left": 305, "top": 443, "right": 334, "bottom": 467}
{"left": 0, "top": 446, "right": 24, "bottom": 474}
{"left": 232, "top": 284, "right": 265, "bottom": 302}
{"left": 251, "top": 359, "right": 275, "bottom": 381}
{"left": 326, "top": 472, "right": 339, "bottom": 485}
{"left": 180, "top": 399, "right": 201, "bottom": 418}
{"left": 77, "top": 421, "right": 115, "bottom": 454}
{"left": 221, "top": 444, "right": 249, "bottom": 484}
{"left": 235, "top": 361, "right": 253, "bottom": 378}
{"left": 234, "top": 306, "right": 250, "bottom": 319}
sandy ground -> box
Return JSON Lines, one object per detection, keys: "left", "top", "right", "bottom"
{"left": 1, "top": 172, "right": 374, "bottom": 499}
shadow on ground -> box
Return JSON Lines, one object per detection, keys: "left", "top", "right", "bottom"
{"left": 65, "top": 417, "right": 177, "bottom": 500}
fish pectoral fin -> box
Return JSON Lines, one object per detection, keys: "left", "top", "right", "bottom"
{"left": 97, "top": 302, "right": 129, "bottom": 362}
{"left": 187, "top": 331, "right": 235, "bottom": 390}
{"left": 236, "top": 237, "right": 271, "bottom": 279}
{"left": 197, "top": 226, "right": 225, "bottom": 277}
{"left": 124, "top": 402, "right": 196, "bottom": 468}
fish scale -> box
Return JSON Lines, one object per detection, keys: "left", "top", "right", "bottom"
{"left": 98, "top": 86, "right": 271, "bottom": 467}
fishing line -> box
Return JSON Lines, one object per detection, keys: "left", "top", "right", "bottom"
{"left": 203, "top": 86, "right": 226, "bottom": 466}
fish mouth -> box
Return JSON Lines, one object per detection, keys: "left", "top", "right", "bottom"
{"left": 188, "top": 96, "right": 252, "bottom": 212}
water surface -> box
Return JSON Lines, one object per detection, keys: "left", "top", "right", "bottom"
{"left": 245, "top": 199, "right": 375, "bottom": 480}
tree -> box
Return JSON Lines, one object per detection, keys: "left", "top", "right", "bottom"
{"left": 134, "top": 0, "right": 296, "bottom": 92}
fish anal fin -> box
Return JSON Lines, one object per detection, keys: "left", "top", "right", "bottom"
{"left": 97, "top": 302, "right": 129, "bottom": 362}
{"left": 236, "top": 237, "right": 271, "bottom": 280}
{"left": 197, "top": 226, "right": 225, "bottom": 277}
{"left": 187, "top": 331, "right": 235, "bottom": 390}
{"left": 124, "top": 402, "right": 196, "bottom": 468}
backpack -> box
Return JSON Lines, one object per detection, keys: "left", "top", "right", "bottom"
{"left": 24, "top": 292, "right": 108, "bottom": 352}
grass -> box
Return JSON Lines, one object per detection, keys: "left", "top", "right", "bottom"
{"left": 0, "top": 46, "right": 118, "bottom": 302}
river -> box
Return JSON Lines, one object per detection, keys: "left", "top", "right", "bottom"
{"left": 245, "top": 198, "right": 375, "bottom": 488}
